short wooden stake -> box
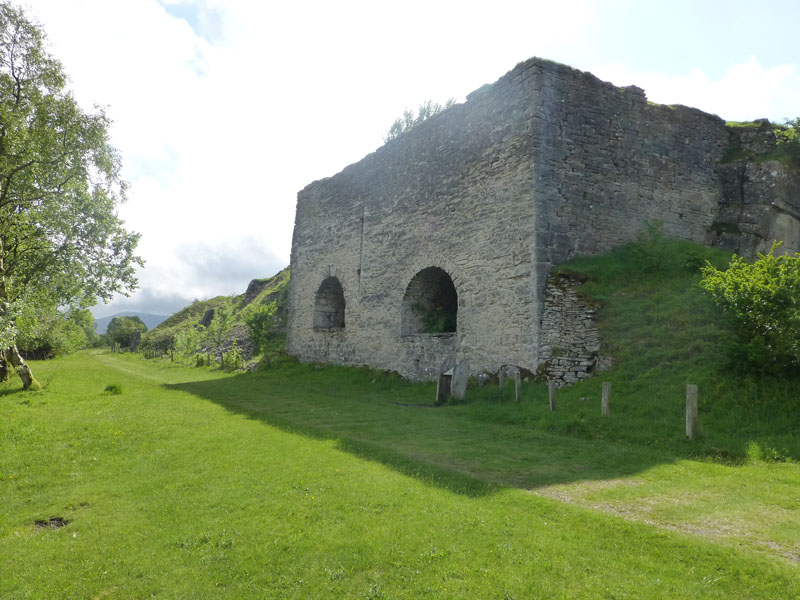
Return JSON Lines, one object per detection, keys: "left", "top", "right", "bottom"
{"left": 548, "top": 380, "right": 557, "bottom": 411}
{"left": 601, "top": 382, "right": 611, "bottom": 417}
{"left": 514, "top": 371, "right": 522, "bottom": 403}
{"left": 686, "top": 384, "right": 698, "bottom": 440}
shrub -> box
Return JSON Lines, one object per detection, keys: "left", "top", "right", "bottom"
{"left": 245, "top": 301, "right": 278, "bottom": 355}
{"left": 775, "top": 117, "right": 800, "bottom": 165}
{"left": 104, "top": 384, "right": 123, "bottom": 395}
{"left": 700, "top": 243, "right": 800, "bottom": 373}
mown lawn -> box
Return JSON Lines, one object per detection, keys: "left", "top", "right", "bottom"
{"left": 1, "top": 350, "right": 798, "bottom": 599}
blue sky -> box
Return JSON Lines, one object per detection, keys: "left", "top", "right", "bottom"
{"left": 25, "top": 0, "right": 800, "bottom": 317}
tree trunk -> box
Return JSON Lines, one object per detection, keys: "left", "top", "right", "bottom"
{"left": 6, "top": 344, "right": 41, "bottom": 390}
{"left": 0, "top": 350, "right": 9, "bottom": 382}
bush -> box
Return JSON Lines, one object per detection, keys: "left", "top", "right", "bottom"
{"left": 775, "top": 117, "right": 800, "bottom": 165}
{"left": 107, "top": 316, "right": 148, "bottom": 349}
{"left": 383, "top": 99, "right": 456, "bottom": 142}
{"left": 245, "top": 301, "right": 278, "bottom": 355}
{"left": 701, "top": 243, "right": 800, "bottom": 373}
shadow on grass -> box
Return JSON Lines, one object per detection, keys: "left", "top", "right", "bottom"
{"left": 166, "top": 364, "right": 681, "bottom": 498}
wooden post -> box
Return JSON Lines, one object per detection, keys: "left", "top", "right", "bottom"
{"left": 548, "top": 380, "right": 557, "bottom": 411}
{"left": 514, "top": 370, "right": 522, "bottom": 403}
{"left": 601, "top": 382, "right": 611, "bottom": 417}
{"left": 686, "top": 384, "right": 698, "bottom": 440}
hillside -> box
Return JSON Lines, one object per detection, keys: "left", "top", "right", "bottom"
{"left": 460, "top": 232, "right": 800, "bottom": 460}
{"left": 140, "top": 267, "right": 289, "bottom": 360}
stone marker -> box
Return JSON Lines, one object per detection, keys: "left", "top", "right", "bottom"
{"left": 686, "top": 384, "right": 698, "bottom": 439}
{"left": 601, "top": 382, "right": 611, "bottom": 417}
{"left": 436, "top": 357, "right": 456, "bottom": 405}
{"left": 514, "top": 369, "right": 522, "bottom": 402}
{"left": 498, "top": 369, "right": 505, "bottom": 391}
{"left": 549, "top": 380, "right": 557, "bottom": 411}
{"left": 451, "top": 359, "right": 470, "bottom": 401}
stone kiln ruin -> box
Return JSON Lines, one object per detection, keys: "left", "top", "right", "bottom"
{"left": 287, "top": 57, "right": 800, "bottom": 383}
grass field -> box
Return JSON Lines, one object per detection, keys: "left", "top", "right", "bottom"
{"left": 1, "top": 350, "right": 798, "bottom": 599}
{"left": 3, "top": 237, "right": 800, "bottom": 598}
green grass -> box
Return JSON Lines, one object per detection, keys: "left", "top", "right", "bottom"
{"left": 540, "top": 235, "right": 800, "bottom": 460}
{"left": 1, "top": 349, "right": 799, "bottom": 598}
{"left": 3, "top": 238, "right": 800, "bottom": 596}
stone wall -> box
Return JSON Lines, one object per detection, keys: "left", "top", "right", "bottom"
{"left": 287, "top": 63, "right": 541, "bottom": 378}
{"left": 537, "top": 272, "right": 612, "bottom": 386}
{"left": 287, "top": 57, "right": 753, "bottom": 381}
{"left": 524, "top": 61, "right": 729, "bottom": 347}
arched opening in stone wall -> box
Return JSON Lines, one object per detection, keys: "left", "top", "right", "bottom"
{"left": 401, "top": 267, "right": 458, "bottom": 336}
{"left": 313, "top": 277, "right": 345, "bottom": 329}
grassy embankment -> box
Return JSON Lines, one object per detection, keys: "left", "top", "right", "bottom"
{"left": 1, "top": 237, "right": 799, "bottom": 598}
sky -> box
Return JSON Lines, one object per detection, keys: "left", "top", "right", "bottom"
{"left": 22, "top": 0, "right": 800, "bottom": 318}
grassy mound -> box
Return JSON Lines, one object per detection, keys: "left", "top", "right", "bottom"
{"left": 462, "top": 234, "right": 800, "bottom": 461}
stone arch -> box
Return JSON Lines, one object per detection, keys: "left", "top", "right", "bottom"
{"left": 401, "top": 267, "right": 458, "bottom": 336}
{"left": 313, "top": 276, "right": 345, "bottom": 329}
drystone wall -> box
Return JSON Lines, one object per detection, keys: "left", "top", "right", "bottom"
{"left": 537, "top": 273, "right": 612, "bottom": 386}
{"left": 287, "top": 56, "right": 786, "bottom": 382}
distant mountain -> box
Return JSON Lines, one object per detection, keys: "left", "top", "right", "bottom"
{"left": 94, "top": 312, "right": 170, "bottom": 334}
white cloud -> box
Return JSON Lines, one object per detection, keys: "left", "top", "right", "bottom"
{"left": 22, "top": 1, "right": 800, "bottom": 319}
{"left": 593, "top": 56, "right": 800, "bottom": 122}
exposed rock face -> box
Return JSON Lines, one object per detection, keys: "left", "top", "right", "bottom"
{"left": 711, "top": 121, "right": 800, "bottom": 256}
{"left": 199, "top": 308, "right": 215, "bottom": 328}
{"left": 244, "top": 278, "right": 271, "bottom": 304}
{"left": 287, "top": 56, "right": 799, "bottom": 382}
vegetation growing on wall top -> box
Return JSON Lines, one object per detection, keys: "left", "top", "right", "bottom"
{"left": 722, "top": 118, "right": 800, "bottom": 168}
{"left": 383, "top": 99, "right": 456, "bottom": 142}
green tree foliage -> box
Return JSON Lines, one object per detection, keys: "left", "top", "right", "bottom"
{"left": 15, "top": 304, "right": 87, "bottom": 359}
{"left": 107, "top": 316, "right": 147, "bottom": 350}
{"left": 205, "top": 299, "right": 232, "bottom": 356}
{"left": 383, "top": 98, "right": 456, "bottom": 142}
{"left": 775, "top": 118, "right": 800, "bottom": 165}
{"left": 173, "top": 325, "right": 202, "bottom": 361}
{"left": 701, "top": 244, "right": 800, "bottom": 373}
{"left": 69, "top": 307, "right": 101, "bottom": 347}
{"left": 245, "top": 301, "right": 277, "bottom": 355}
{"left": 0, "top": 3, "right": 141, "bottom": 387}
